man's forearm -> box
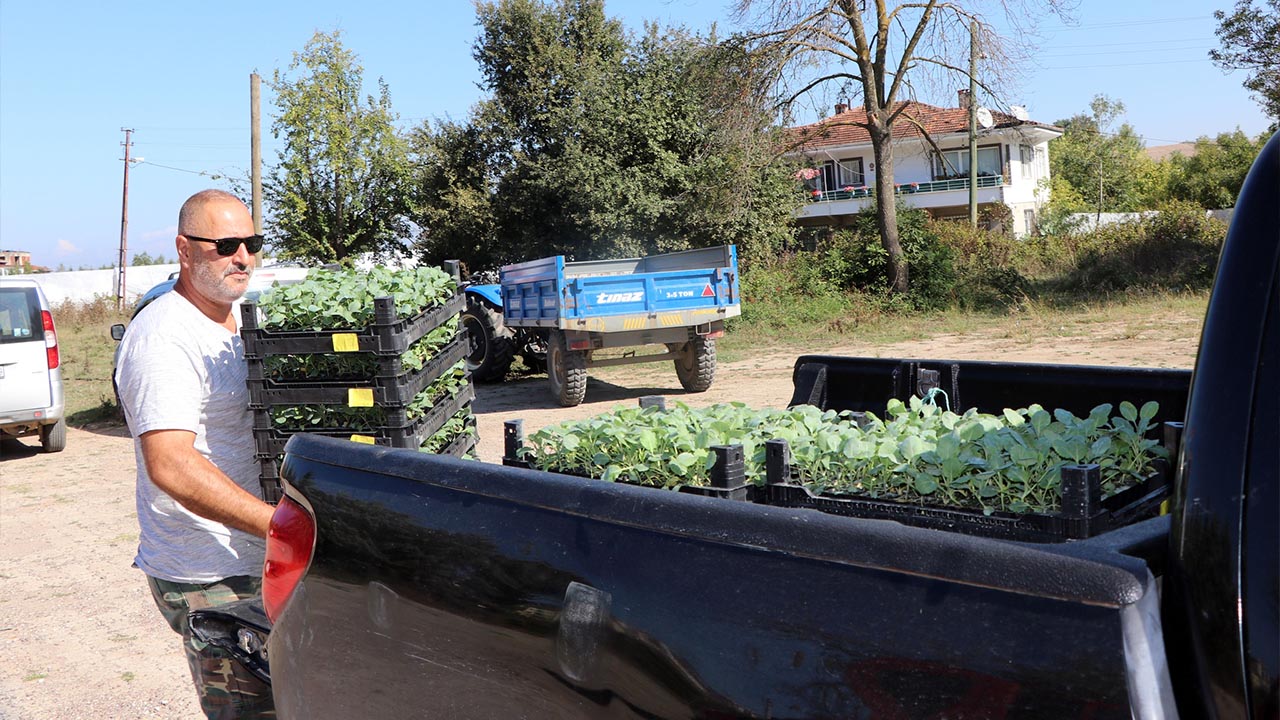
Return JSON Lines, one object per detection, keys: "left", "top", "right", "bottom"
{"left": 141, "top": 436, "right": 274, "bottom": 538}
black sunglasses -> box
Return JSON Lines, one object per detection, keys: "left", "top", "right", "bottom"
{"left": 184, "top": 234, "right": 265, "bottom": 256}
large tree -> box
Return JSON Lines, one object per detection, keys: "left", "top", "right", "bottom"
{"left": 267, "top": 31, "right": 413, "bottom": 265}
{"left": 1210, "top": 0, "right": 1280, "bottom": 120}
{"left": 733, "top": 0, "right": 1070, "bottom": 293}
{"left": 410, "top": 0, "right": 797, "bottom": 270}
{"left": 1048, "top": 95, "right": 1147, "bottom": 220}
{"left": 1165, "top": 129, "right": 1272, "bottom": 209}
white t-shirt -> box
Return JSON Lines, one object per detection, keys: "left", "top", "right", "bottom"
{"left": 115, "top": 290, "right": 266, "bottom": 583}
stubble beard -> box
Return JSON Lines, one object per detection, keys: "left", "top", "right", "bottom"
{"left": 192, "top": 258, "right": 253, "bottom": 303}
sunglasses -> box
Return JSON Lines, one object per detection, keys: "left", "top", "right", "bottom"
{"left": 184, "top": 234, "right": 265, "bottom": 256}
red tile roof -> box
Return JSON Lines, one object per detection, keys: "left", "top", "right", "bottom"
{"left": 786, "top": 101, "right": 1061, "bottom": 150}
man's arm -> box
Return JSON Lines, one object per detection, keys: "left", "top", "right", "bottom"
{"left": 139, "top": 429, "right": 274, "bottom": 538}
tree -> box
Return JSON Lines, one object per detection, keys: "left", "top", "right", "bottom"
{"left": 733, "top": 0, "right": 1070, "bottom": 294}
{"left": 411, "top": 0, "right": 797, "bottom": 270}
{"left": 1166, "top": 129, "right": 1272, "bottom": 208}
{"left": 1210, "top": 0, "right": 1280, "bottom": 120}
{"left": 1048, "top": 95, "right": 1148, "bottom": 219}
{"left": 267, "top": 31, "right": 413, "bottom": 265}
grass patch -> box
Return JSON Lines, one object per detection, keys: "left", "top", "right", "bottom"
{"left": 24, "top": 672, "right": 47, "bottom": 682}
{"left": 121, "top": 672, "right": 136, "bottom": 682}
{"left": 53, "top": 296, "right": 129, "bottom": 426}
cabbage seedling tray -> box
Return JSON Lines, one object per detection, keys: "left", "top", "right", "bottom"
{"left": 252, "top": 383, "right": 475, "bottom": 459}
{"left": 241, "top": 293, "right": 465, "bottom": 357}
{"left": 761, "top": 468, "right": 1169, "bottom": 543}
{"left": 246, "top": 334, "right": 467, "bottom": 409}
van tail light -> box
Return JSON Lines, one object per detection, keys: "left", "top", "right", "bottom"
{"left": 262, "top": 495, "right": 316, "bottom": 623}
{"left": 42, "top": 310, "right": 59, "bottom": 369}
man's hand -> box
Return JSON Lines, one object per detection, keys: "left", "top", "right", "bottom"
{"left": 139, "top": 430, "right": 274, "bottom": 538}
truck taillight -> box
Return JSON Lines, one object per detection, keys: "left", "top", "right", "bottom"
{"left": 262, "top": 495, "right": 315, "bottom": 623}
{"left": 42, "top": 310, "right": 59, "bottom": 369}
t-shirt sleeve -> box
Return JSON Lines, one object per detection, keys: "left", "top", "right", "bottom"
{"left": 116, "top": 313, "right": 205, "bottom": 436}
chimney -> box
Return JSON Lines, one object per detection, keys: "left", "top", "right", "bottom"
{"left": 834, "top": 102, "right": 848, "bottom": 115}
{"left": 957, "top": 89, "right": 971, "bottom": 109}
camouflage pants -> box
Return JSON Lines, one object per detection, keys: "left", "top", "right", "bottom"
{"left": 147, "top": 574, "right": 276, "bottom": 719}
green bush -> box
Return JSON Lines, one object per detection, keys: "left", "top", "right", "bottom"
{"left": 929, "top": 220, "right": 1030, "bottom": 309}
{"left": 1052, "top": 202, "right": 1226, "bottom": 293}
{"left": 735, "top": 253, "right": 858, "bottom": 334}
{"left": 811, "top": 205, "right": 956, "bottom": 310}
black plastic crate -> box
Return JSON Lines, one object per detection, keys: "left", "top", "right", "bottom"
{"left": 257, "top": 398, "right": 476, "bottom": 503}
{"left": 246, "top": 333, "right": 467, "bottom": 409}
{"left": 500, "top": 416, "right": 1176, "bottom": 543}
{"left": 253, "top": 383, "right": 475, "bottom": 459}
{"left": 241, "top": 292, "right": 465, "bottom": 358}
{"left": 435, "top": 415, "right": 479, "bottom": 458}
{"left": 258, "top": 456, "right": 284, "bottom": 505}
{"left": 761, "top": 468, "right": 1169, "bottom": 543}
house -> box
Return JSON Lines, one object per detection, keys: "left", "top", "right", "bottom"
{"left": 0, "top": 250, "right": 32, "bottom": 269}
{"left": 787, "top": 94, "right": 1063, "bottom": 237}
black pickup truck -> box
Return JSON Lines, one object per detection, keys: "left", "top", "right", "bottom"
{"left": 194, "top": 137, "right": 1278, "bottom": 718}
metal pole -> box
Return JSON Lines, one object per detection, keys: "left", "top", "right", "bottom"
{"left": 251, "top": 73, "right": 263, "bottom": 240}
{"left": 117, "top": 128, "right": 133, "bottom": 311}
{"left": 968, "top": 20, "right": 978, "bottom": 229}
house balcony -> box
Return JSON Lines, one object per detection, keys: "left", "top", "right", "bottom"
{"left": 798, "top": 175, "right": 1006, "bottom": 223}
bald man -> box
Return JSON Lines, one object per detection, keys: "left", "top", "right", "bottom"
{"left": 115, "top": 189, "right": 275, "bottom": 718}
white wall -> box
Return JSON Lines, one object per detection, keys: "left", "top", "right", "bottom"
{"left": 9, "top": 265, "right": 181, "bottom": 306}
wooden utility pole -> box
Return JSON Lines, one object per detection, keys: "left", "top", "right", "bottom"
{"left": 967, "top": 20, "right": 979, "bottom": 229}
{"left": 117, "top": 128, "right": 134, "bottom": 311}
{"left": 251, "top": 73, "right": 263, "bottom": 239}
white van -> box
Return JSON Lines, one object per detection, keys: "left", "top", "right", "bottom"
{"left": 0, "top": 278, "right": 65, "bottom": 452}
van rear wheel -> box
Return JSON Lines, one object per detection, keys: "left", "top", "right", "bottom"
{"left": 41, "top": 419, "right": 66, "bottom": 453}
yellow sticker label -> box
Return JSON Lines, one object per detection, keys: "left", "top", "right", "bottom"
{"left": 348, "top": 388, "right": 375, "bottom": 407}
{"left": 349, "top": 435, "right": 376, "bottom": 445}
{"left": 332, "top": 333, "right": 359, "bottom": 352}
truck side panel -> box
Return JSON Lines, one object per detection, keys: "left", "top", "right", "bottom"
{"left": 270, "top": 435, "right": 1157, "bottom": 720}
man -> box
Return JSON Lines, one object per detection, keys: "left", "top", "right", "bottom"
{"left": 115, "top": 189, "right": 275, "bottom": 718}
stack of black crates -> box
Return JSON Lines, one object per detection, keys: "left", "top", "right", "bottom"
{"left": 240, "top": 264, "right": 475, "bottom": 503}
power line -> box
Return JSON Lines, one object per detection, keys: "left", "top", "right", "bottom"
{"left": 1050, "top": 15, "right": 1212, "bottom": 31}
{"left": 133, "top": 160, "right": 227, "bottom": 179}
{"left": 1040, "top": 37, "right": 1214, "bottom": 50}
{"left": 1037, "top": 58, "right": 1211, "bottom": 70}
{"left": 1039, "top": 46, "right": 1211, "bottom": 59}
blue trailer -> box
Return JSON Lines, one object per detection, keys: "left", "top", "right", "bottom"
{"left": 462, "top": 245, "right": 741, "bottom": 406}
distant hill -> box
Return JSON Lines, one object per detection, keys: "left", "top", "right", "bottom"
{"left": 1145, "top": 142, "right": 1197, "bottom": 162}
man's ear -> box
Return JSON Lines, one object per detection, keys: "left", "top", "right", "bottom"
{"left": 175, "top": 235, "right": 189, "bottom": 263}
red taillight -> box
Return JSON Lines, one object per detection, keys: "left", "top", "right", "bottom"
{"left": 262, "top": 495, "right": 316, "bottom": 623}
{"left": 42, "top": 310, "right": 58, "bottom": 369}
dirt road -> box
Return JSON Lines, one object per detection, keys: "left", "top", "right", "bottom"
{"left": 0, "top": 321, "right": 1198, "bottom": 719}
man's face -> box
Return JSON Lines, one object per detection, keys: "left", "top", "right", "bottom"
{"left": 179, "top": 200, "right": 257, "bottom": 304}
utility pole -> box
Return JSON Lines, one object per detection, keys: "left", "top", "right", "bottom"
{"left": 117, "top": 128, "right": 134, "bottom": 311}
{"left": 967, "top": 20, "right": 979, "bottom": 229}
{"left": 251, "top": 73, "right": 263, "bottom": 240}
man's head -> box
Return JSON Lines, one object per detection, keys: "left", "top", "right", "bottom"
{"left": 175, "top": 189, "right": 257, "bottom": 305}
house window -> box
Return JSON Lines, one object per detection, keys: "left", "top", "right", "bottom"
{"left": 820, "top": 158, "right": 864, "bottom": 190}
{"left": 933, "top": 146, "right": 1001, "bottom": 180}
{"left": 1024, "top": 209, "right": 1037, "bottom": 236}
{"left": 1020, "top": 144, "right": 1033, "bottom": 178}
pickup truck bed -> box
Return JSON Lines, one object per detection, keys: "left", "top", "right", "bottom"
{"left": 270, "top": 431, "right": 1174, "bottom": 718}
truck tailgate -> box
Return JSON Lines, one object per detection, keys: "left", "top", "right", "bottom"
{"left": 270, "top": 434, "right": 1161, "bottom": 719}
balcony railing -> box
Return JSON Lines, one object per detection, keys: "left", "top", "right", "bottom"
{"left": 807, "top": 175, "right": 1003, "bottom": 202}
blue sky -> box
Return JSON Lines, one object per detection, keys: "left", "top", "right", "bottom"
{"left": 1, "top": 0, "right": 1270, "bottom": 270}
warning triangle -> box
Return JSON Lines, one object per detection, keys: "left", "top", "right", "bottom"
{"left": 701, "top": 284, "right": 715, "bottom": 297}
